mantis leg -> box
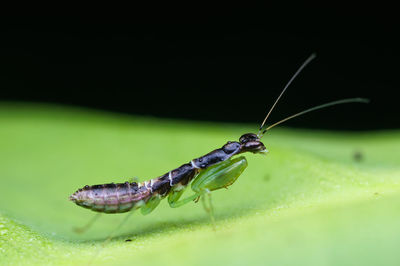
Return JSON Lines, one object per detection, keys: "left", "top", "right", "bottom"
{"left": 89, "top": 211, "right": 135, "bottom": 264}
{"left": 73, "top": 212, "right": 102, "bottom": 233}
{"left": 141, "top": 194, "right": 162, "bottom": 215}
{"left": 193, "top": 156, "right": 247, "bottom": 225}
{"left": 200, "top": 189, "right": 216, "bottom": 228}
{"left": 168, "top": 156, "right": 248, "bottom": 214}
{"left": 168, "top": 189, "right": 201, "bottom": 208}
{"left": 191, "top": 156, "right": 248, "bottom": 193}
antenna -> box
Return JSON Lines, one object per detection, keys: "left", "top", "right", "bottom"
{"left": 259, "top": 98, "right": 369, "bottom": 137}
{"left": 258, "top": 53, "right": 317, "bottom": 136}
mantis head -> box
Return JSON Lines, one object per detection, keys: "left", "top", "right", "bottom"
{"left": 239, "top": 133, "right": 268, "bottom": 154}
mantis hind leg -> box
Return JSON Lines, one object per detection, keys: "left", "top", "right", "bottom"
{"left": 73, "top": 212, "right": 102, "bottom": 233}
{"left": 141, "top": 194, "right": 162, "bottom": 215}
{"left": 89, "top": 211, "right": 135, "bottom": 264}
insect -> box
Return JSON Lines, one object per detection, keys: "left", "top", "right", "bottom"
{"left": 69, "top": 54, "right": 368, "bottom": 231}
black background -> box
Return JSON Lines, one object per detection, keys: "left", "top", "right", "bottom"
{"left": 1, "top": 6, "right": 399, "bottom": 130}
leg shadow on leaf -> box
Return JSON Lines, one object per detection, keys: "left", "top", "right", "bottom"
{"left": 76, "top": 206, "right": 253, "bottom": 244}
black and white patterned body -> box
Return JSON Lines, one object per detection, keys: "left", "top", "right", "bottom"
{"left": 70, "top": 133, "right": 266, "bottom": 213}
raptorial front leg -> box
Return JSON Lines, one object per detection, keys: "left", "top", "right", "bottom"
{"left": 191, "top": 156, "right": 248, "bottom": 193}
{"left": 167, "top": 156, "right": 248, "bottom": 222}
{"left": 191, "top": 156, "right": 247, "bottom": 224}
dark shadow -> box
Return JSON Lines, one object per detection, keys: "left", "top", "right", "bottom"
{"left": 72, "top": 207, "right": 253, "bottom": 244}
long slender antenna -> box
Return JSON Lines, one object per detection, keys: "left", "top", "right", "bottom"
{"left": 259, "top": 98, "right": 369, "bottom": 136}
{"left": 258, "top": 53, "right": 317, "bottom": 136}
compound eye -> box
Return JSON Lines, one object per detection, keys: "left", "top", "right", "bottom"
{"left": 244, "top": 141, "right": 262, "bottom": 150}
{"left": 239, "top": 133, "right": 258, "bottom": 143}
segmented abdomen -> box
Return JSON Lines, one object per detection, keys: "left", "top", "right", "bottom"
{"left": 70, "top": 140, "right": 243, "bottom": 214}
{"left": 69, "top": 182, "right": 151, "bottom": 213}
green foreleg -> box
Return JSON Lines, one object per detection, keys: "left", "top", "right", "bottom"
{"left": 191, "top": 156, "right": 248, "bottom": 193}
{"left": 167, "top": 156, "right": 248, "bottom": 222}
{"left": 192, "top": 156, "right": 247, "bottom": 225}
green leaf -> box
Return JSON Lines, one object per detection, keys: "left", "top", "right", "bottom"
{"left": 1, "top": 103, "right": 400, "bottom": 266}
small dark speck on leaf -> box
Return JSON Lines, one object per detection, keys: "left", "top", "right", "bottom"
{"left": 353, "top": 150, "right": 364, "bottom": 162}
{"left": 125, "top": 239, "right": 132, "bottom": 242}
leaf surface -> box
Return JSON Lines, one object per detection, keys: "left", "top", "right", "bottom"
{"left": 1, "top": 104, "right": 399, "bottom": 265}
